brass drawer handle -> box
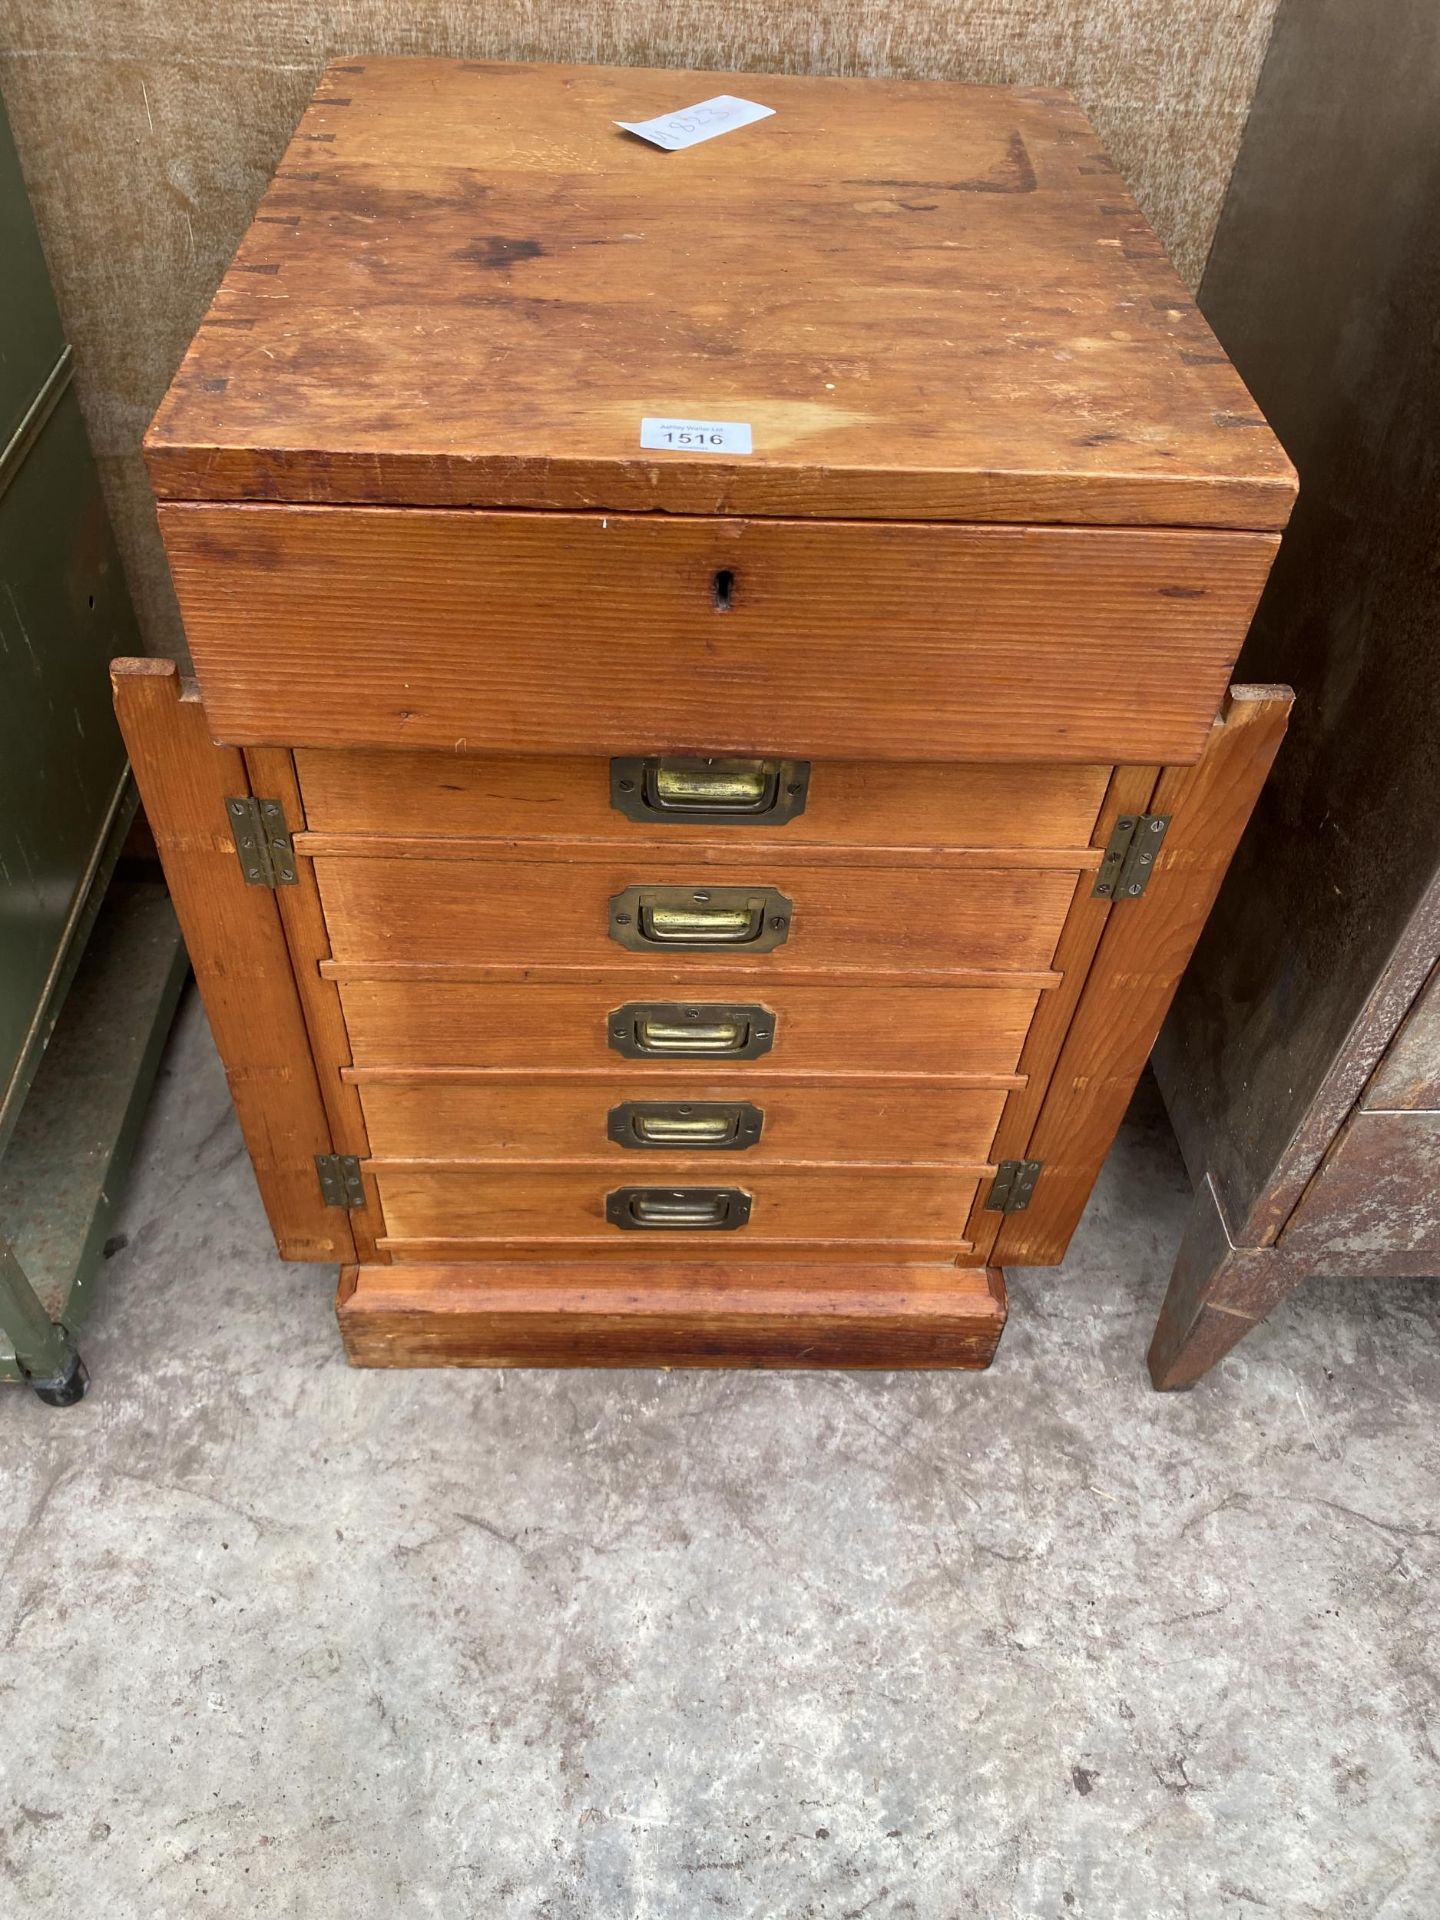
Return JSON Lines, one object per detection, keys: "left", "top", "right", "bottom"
{"left": 609, "top": 885, "right": 793, "bottom": 951}
{"left": 606, "top": 1186, "right": 752, "bottom": 1231}
{"left": 610, "top": 756, "right": 810, "bottom": 825}
{"left": 608, "top": 1100, "right": 764, "bottom": 1151}
{"left": 607, "top": 1002, "right": 776, "bottom": 1060}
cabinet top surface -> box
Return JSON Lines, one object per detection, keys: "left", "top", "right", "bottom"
{"left": 146, "top": 58, "right": 1295, "bottom": 528}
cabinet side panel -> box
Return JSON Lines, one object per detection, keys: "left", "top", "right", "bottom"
{"left": 111, "top": 659, "right": 352, "bottom": 1262}
{"left": 995, "top": 685, "right": 1291, "bottom": 1265}
{"left": 244, "top": 745, "right": 389, "bottom": 1263}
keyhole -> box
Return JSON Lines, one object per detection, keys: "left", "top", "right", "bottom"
{"left": 712, "top": 568, "right": 735, "bottom": 611}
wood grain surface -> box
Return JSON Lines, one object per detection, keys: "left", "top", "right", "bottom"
{"left": 160, "top": 505, "right": 1279, "bottom": 765}
{"left": 336, "top": 979, "right": 1044, "bottom": 1078}
{"left": 294, "top": 749, "right": 1110, "bottom": 853}
{"left": 994, "top": 685, "right": 1291, "bottom": 1265}
{"left": 963, "top": 761, "right": 1159, "bottom": 1263}
{"left": 242, "top": 744, "right": 389, "bottom": 1263}
{"left": 337, "top": 1260, "right": 1008, "bottom": 1368}
{"left": 311, "top": 851, "right": 1077, "bottom": 977}
{"left": 1, "top": 3, "right": 1283, "bottom": 656}
{"left": 142, "top": 59, "right": 1293, "bottom": 528}
{"left": 372, "top": 1163, "right": 984, "bottom": 1247}
{"left": 109, "top": 660, "right": 351, "bottom": 1262}
{"left": 357, "top": 1078, "right": 1009, "bottom": 1166}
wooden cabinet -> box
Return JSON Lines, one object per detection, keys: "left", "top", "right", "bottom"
{"left": 116, "top": 59, "right": 1295, "bottom": 1369}
{"left": 1145, "top": 1, "right": 1440, "bottom": 1388}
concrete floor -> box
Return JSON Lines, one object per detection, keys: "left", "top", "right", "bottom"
{"left": 1, "top": 987, "right": 1437, "bottom": 1918}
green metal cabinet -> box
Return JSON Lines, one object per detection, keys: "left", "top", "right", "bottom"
{"left": 0, "top": 95, "right": 186, "bottom": 1401}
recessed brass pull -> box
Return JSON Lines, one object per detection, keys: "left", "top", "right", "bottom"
{"left": 641, "top": 1111, "right": 732, "bottom": 1142}
{"left": 610, "top": 756, "right": 810, "bottom": 824}
{"left": 643, "top": 899, "right": 758, "bottom": 943}
{"left": 606, "top": 1186, "right": 752, "bottom": 1231}
{"left": 654, "top": 764, "right": 768, "bottom": 808}
{"left": 610, "top": 885, "right": 793, "bottom": 951}
{"left": 639, "top": 1015, "right": 745, "bottom": 1052}
{"left": 608, "top": 1100, "right": 764, "bottom": 1151}
{"left": 607, "top": 1003, "right": 777, "bottom": 1060}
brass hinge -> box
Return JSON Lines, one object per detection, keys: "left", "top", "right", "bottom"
{"left": 315, "top": 1154, "right": 365, "bottom": 1208}
{"left": 986, "top": 1159, "right": 1043, "bottom": 1213}
{"left": 1092, "top": 812, "right": 1172, "bottom": 902}
{"left": 225, "top": 796, "right": 298, "bottom": 888}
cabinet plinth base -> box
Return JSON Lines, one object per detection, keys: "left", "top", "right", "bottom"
{"left": 336, "top": 1262, "right": 1008, "bottom": 1370}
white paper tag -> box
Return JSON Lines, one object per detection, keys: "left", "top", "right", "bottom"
{"left": 640, "top": 417, "right": 753, "bottom": 456}
{"left": 617, "top": 96, "right": 774, "bottom": 153}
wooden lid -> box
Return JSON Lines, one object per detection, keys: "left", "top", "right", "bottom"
{"left": 146, "top": 58, "right": 1295, "bottom": 528}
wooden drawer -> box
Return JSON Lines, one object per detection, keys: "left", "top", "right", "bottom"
{"left": 312, "top": 853, "right": 1078, "bottom": 977}
{"left": 161, "top": 506, "right": 1277, "bottom": 765}
{"left": 373, "top": 1163, "right": 983, "bottom": 1256}
{"left": 358, "top": 1079, "right": 1009, "bottom": 1166}
{"left": 295, "top": 749, "right": 1110, "bottom": 854}
{"left": 338, "top": 980, "right": 1044, "bottom": 1078}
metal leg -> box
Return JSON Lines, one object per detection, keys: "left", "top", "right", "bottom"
{"left": 0, "top": 1239, "right": 88, "bottom": 1406}
{"left": 1148, "top": 1172, "right": 1307, "bottom": 1390}
{"left": 31, "top": 1353, "right": 89, "bottom": 1406}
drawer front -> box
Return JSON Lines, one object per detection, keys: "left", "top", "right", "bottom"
{"left": 359, "top": 1079, "right": 1009, "bottom": 1166}
{"left": 339, "top": 981, "right": 1043, "bottom": 1078}
{"left": 162, "top": 505, "right": 1277, "bottom": 764}
{"left": 313, "top": 854, "right": 1077, "bottom": 976}
{"left": 295, "top": 750, "right": 1110, "bottom": 853}
{"left": 373, "top": 1165, "right": 982, "bottom": 1251}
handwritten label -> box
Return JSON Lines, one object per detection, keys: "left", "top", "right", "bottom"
{"left": 640, "top": 418, "right": 753, "bottom": 456}
{"left": 617, "top": 96, "right": 775, "bottom": 153}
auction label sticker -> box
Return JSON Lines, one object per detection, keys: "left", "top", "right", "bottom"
{"left": 617, "top": 96, "right": 774, "bottom": 152}
{"left": 640, "top": 418, "right": 754, "bottom": 455}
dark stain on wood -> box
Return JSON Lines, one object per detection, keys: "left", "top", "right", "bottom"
{"left": 455, "top": 237, "right": 547, "bottom": 270}
{"left": 844, "top": 132, "right": 1037, "bottom": 197}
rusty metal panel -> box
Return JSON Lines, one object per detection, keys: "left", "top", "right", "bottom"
{"left": 1364, "top": 960, "right": 1440, "bottom": 1112}
{"left": 1281, "top": 1109, "right": 1440, "bottom": 1260}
